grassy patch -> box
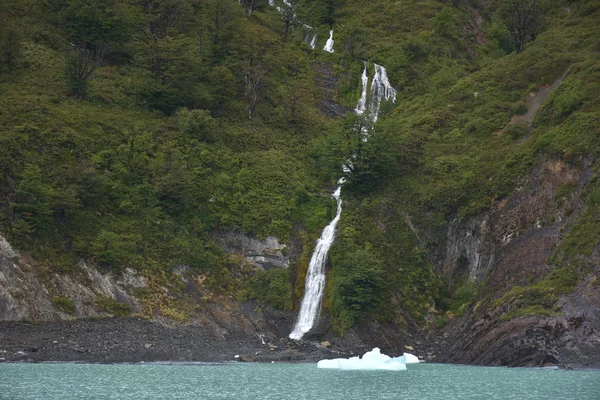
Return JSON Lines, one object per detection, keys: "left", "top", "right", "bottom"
{"left": 95, "top": 296, "right": 131, "bottom": 316}
{"left": 448, "top": 280, "right": 479, "bottom": 317}
{"left": 51, "top": 295, "right": 75, "bottom": 314}
{"left": 494, "top": 266, "right": 579, "bottom": 319}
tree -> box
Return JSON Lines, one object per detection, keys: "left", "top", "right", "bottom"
{"left": 0, "top": 25, "right": 23, "bottom": 70}
{"left": 338, "top": 23, "right": 369, "bottom": 59}
{"left": 139, "top": 0, "right": 195, "bottom": 75}
{"left": 500, "top": 0, "right": 548, "bottom": 53}
{"left": 241, "top": 25, "right": 274, "bottom": 120}
{"left": 239, "top": 0, "right": 269, "bottom": 17}
{"left": 330, "top": 247, "right": 386, "bottom": 332}
{"left": 11, "top": 165, "right": 54, "bottom": 245}
{"left": 59, "top": 0, "right": 140, "bottom": 96}
{"left": 199, "top": 0, "right": 243, "bottom": 61}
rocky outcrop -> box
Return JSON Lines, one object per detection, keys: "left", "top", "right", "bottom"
{"left": 437, "top": 264, "right": 600, "bottom": 368}
{"left": 0, "top": 235, "right": 145, "bottom": 322}
{"left": 213, "top": 232, "right": 290, "bottom": 270}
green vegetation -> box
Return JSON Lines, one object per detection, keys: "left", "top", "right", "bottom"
{"left": 439, "top": 279, "right": 479, "bottom": 318}
{"left": 329, "top": 247, "right": 387, "bottom": 332}
{"left": 494, "top": 266, "right": 579, "bottom": 320}
{"left": 1, "top": 0, "right": 600, "bottom": 330}
{"left": 0, "top": 0, "right": 337, "bottom": 277}
{"left": 51, "top": 295, "right": 76, "bottom": 314}
{"left": 238, "top": 268, "right": 293, "bottom": 310}
{"left": 557, "top": 180, "right": 600, "bottom": 259}
{"left": 95, "top": 296, "right": 132, "bottom": 316}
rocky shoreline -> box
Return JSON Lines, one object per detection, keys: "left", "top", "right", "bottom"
{"left": 0, "top": 318, "right": 355, "bottom": 364}
{"left": 2, "top": 317, "right": 598, "bottom": 369}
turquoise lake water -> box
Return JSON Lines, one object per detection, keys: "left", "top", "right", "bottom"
{"left": 0, "top": 362, "right": 598, "bottom": 399}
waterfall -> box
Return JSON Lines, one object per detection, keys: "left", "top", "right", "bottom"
{"left": 310, "top": 34, "right": 318, "bottom": 49}
{"left": 367, "top": 63, "right": 397, "bottom": 123}
{"left": 289, "top": 186, "right": 343, "bottom": 340}
{"left": 268, "top": 1, "right": 318, "bottom": 50}
{"left": 355, "top": 62, "right": 369, "bottom": 115}
{"left": 323, "top": 30, "right": 335, "bottom": 53}
{"left": 289, "top": 62, "right": 397, "bottom": 340}
{"left": 303, "top": 25, "right": 318, "bottom": 49}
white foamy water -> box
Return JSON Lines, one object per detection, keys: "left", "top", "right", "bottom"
{"left": 309, "top": 33, "right": 317, "bottom": 49}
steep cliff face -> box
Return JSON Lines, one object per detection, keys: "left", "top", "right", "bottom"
{"left": 435, "top": 161, "right": 600, "bottom": 368}
{"left": 439, "top": 160, "right": 582, "bottom": 284}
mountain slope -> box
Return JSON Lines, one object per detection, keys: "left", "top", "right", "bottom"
{"left": 1, "top": 0, "right": 599, "bottom": 367}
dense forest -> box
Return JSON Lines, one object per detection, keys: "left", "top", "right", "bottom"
{"left": 1, "top": 0, "right": 599, "bottom": 334}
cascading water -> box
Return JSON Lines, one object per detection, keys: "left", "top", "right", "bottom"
{"left": 323, "top": 30, "right": 335, "bottom": 53}
{"left": 269, "top": 1, "right": 317, "bottom": 49}
{"left": 289, "top": 186, "right": 343, "bottom": 340}
{"left": 289, "top": 62, "right": 397, "bottom": 340}
{"left": 302, "top": 25, "right": 318, "bottom": 49}
{"left": 367, "top": 63, "right": 397, "bottom": 123}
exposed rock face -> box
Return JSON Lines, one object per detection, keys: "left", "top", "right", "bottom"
{"left": 313, "top": 61, "right": 348, "bottom": 118}
{"left": 213, "top": 232, "right": 289, "bottom": 270}
{"left": 440, "top": 161, "right": 581, "bottom": 284}
{"left": 435, "top": 160, "right": 600, "bottom": 368}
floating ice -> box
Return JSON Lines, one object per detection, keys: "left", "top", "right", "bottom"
{"left": 403, "top": 352, "right": 421, "bottom": 364}
{"left": 317, "top": 348, "right": 408, "bottom": 371}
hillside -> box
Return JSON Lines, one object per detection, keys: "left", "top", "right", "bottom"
{"left": 1, "top": 0, "right": 599, "bottom": 367}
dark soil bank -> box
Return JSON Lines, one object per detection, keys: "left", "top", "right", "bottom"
{"left": 0, "top": 318, "right": 352, "bottom": 364}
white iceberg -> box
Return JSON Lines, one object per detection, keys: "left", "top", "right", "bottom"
{"left": 317, "top": 348, "right": 408, "bottom": 371}
{"left": 403, "top": 352, "right": 421, "bottom": 364}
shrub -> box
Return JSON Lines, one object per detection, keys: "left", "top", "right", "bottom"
{"left": 494, "top": 266, "right": 579, "bottom": 319}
